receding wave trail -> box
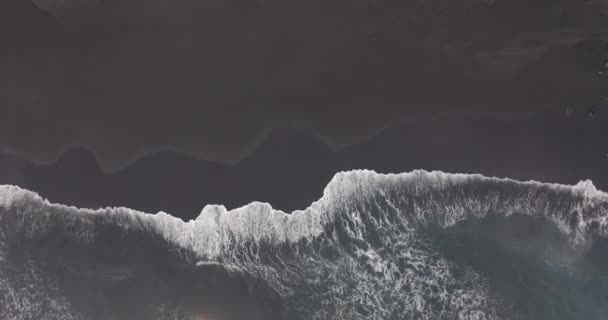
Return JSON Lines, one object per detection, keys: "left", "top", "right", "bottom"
{"left": 1, "top": 170, "right": 608, "bottom": 320}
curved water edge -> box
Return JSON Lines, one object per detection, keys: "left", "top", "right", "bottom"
{"left": 1, "top": 170, "right": 607, "bottom": 254}
{"left": 1, "top": 170, "right": 608, "bottom": 320}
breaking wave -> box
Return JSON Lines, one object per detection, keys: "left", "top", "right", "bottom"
{"left": 1, "top": 170, "right": 608, "bottom": 320}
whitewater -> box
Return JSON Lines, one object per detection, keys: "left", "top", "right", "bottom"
{"left": 1, "top": 170, "right": 608, "bottom": 320}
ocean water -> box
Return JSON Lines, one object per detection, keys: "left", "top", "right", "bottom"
{"left": 1, "top": 170, "right": 608, "bottom": 320}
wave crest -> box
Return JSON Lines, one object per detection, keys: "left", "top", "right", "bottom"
{"left": 2, "top": 170, "right": 608, "bottom": 319}
{"left": 1, "top": 170, "right": 607, "bottom": 260}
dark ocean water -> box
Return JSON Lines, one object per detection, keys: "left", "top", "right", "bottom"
{"left": 1, "top": 170, "right": 608, "bottom": 320}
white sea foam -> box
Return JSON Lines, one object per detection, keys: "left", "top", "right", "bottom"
{"left": 0, "top": 170, "right": 606, "bottom": 260}
{"left": 1, "top": 170, "right": 607, "bottom": 320}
